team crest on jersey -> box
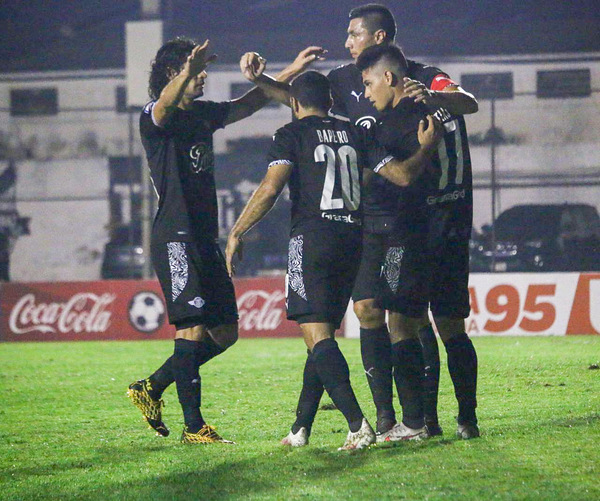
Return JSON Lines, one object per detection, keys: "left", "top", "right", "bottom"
{"left": 355, "top": 116, "right": 377, "bottom": 129}
{"left": 190, "top": 143, "right": 214, "bottom": 173}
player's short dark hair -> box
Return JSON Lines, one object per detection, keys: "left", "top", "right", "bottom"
{"left": 355, "top": 43, "right": 408, "bottom": 74}
{"left": 148, "top": 37, "right": 197, "bottom": 100}
{"left": 349, "top": 4, "right": 396, "bottom": 41}
{"left": 289, "top": 71, "right": 332, "bottom": 111}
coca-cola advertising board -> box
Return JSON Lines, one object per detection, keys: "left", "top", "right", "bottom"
{"left": 0, "top": 277, "right": 301, "bottom": 342}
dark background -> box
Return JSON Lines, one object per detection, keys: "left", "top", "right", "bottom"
{"left": 2, "top": 0, "right": 599, "bottom": 72}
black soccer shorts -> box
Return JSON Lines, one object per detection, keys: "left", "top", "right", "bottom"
{"left": 351, "top": 216, "right": 394, "bottom": 302}
{"left": 151, "top": 239, "right": 238, "bottom": 330}
{"left": 286, "top": 225, "right": 362, "bottom": 329}
{"left": 376, "top": 217, "right": 471, "bottom": 319}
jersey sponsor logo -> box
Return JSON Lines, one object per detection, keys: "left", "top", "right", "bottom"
{"left": 187, "top": 296, "right": 205, "bottom": 309}
{"left": 189, "top": 143, "right": 214, "bottom": 173}
{"left": 351, "top": 90, "right": 363, "bottom": 102}
{"left": 426, "top": 189, "right": 466, "bottom": 205}
{"left": 354, "top": 115, "right": 377, "bottom": 129}
{"left": 321, "top": 212, "right": 361, "bottom": 225}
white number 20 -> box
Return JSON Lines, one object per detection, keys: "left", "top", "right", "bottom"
{"left": 315, "top": 144, "right": 360, "bottom": 211}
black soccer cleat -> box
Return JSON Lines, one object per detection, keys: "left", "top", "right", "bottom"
{"left": 425, "top": 419, "right": 444, "bottom": 437}
{"left": 456, "top": 422, "right": 480, "bottom": 440}
{"left": 127, "top": 379, "right": 169, "bottom": 437}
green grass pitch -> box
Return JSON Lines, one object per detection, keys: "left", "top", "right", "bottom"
{"left": 1, "top": 336, "right": 599, "bottom": 500}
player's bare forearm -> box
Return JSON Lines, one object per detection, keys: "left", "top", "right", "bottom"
{"left": 377, "top": 148, "right": 432, "bottom": 187}
{"left": 153, "top": 73, "right": 194, "bottom": 125}
{"left": 431, "top": 87, "right": 478, "bottom": 115}
{"left": 276, "top": 46, "right": 327, "bottom": 83}
{"left": 224, "top": 87, "right": 272, "bottom": 125}
{"left": 254, "top": 74, "right": 293, "bottom": 106}
{"left": 230, "top": 184, "right": 280, "bottom": 239}
{"left": 230, "top": 163, "right": 291, "bottom": 237}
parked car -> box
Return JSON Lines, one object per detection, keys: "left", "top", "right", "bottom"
{"left": 469, "top": 203, "right": 600, "bottom": 272}
{"left": 101, "top": 225, "right": 146, "bottom": 279}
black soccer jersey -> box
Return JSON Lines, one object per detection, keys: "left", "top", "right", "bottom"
{"left": 140, "top": 100, "right": 230, "bottom": 243}
{"left": 373, "top": 98, "right": 473, "bottom": 235}
{"left": 266, "top": 115, "right": 387, "bottom": 233}
{"left": 328, "top": 60, "right": 450, "bottom": 218}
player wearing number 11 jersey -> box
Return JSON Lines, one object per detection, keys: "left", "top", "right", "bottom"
{"left": 225, "top": 70, "right": 442, "bottom": 449}
{"left": 357, "top": 43, "right": 480, "bottom": 439}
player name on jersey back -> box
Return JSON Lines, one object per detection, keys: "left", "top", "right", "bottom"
{"left": 316, "top": 129, "right": 350, "bottom": 144}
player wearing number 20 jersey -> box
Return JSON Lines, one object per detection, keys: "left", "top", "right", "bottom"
{"left": 267, "top": 114, "right": 386, "bottom": 326}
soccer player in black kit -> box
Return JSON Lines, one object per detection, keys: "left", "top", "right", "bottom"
{"left": 328, "top": 3, "right": 479, "bottom": 440}
{"left": 127, "top": 37, "right": 325, "bottom": 444}
{"left": 357, "top": 43, "right": 480, "bottom": 440}
{"left": 225, "top": 70, "right": 442, "bottom": 449}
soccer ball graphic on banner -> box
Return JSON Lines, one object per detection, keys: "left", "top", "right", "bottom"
{"left": 128, "top": 292, "right": 166, "bottom": 333}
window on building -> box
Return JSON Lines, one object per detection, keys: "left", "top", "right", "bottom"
{"left": 116, "top": 86, "right": 128, "bottom": 113}
{"left": 537, "top": 69, "right": 591, "bottom": 98}
{"left": 230, "top": 82, "right": 280, "bottom": 108}
{"left": 10, "top": 88, "right": 58, "bottom": 116}
{"left": 460, "top": 72, "right": 513, "bottom": 100}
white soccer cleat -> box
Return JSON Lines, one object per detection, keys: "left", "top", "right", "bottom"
{"left": 376, "top": 421, "right": 428, "bottom": 443}
{"left": 338, "top": 418, "right": 376, "bottom": 451}
{"left": 281, "top": 427, "right": 309, "bottom": 447}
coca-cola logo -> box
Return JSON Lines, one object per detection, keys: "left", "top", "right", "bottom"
{"left": 9, "top": 293, "right": 115, "bottom": 335}
{"left": 237, "top": 289, "right": 285, "bottom": 331}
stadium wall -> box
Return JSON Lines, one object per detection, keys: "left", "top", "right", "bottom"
{"left": 1, "top": 273, "right": 599, "bottom": 342}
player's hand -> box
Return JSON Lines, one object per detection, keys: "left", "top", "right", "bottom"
{"left": 404, "top": 77, "right": 439, "bottom": 106}
{"left": 183, "top": 40, "right": 217, "bottom": 78}
{"left": 240, "top": 52, "right": 267, "bottom": 82}
{"left": 225, "top": 234, "right": 244, "bottom": 277}
{"left": 418, "top": 115, "right": 444, "bottom": 153}
{"left": 290, "top": 46, "right": 327, "bottom": 73}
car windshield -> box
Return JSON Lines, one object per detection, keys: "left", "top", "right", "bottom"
{"left": 494, "top": 205, "right": 600, "bottom": 241}
{"left": 494, "top": 206, "right": 561, "bottom": 241}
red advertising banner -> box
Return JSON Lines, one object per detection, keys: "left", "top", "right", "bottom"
{"left": 343, "top": 273, "right": 600, "bottom": 337}
{"left": 0, "top": 277, "right": 301, "bottom": 342}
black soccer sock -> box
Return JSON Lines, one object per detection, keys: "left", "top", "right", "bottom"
{"left": 173, "top": 339, "right": 205, "bottom": 432}
{"left": 360, "top": 325, "right": 395, "bottom": 432}
{"left": 312, "top": 338, "right": 364, "bottom": 433}
{"left": 418, "top": 323, "right": 441, "bottom": 424}
{"left": 195, "top": 335, "right": 226, "bottom": 367}
{"left": 391, "top": 338, "right": 425, "bottom": 430}
{"left": 147, "top": 355, "right": 174, "bottom": 399}
{"left": 444, "top": 332, "right": 478, "bottom": 425}
{"left": 292, "top": 350, "right": 325, "bottom": 434}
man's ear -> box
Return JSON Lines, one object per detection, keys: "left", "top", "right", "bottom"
{"left": 290, "top": 96, "right": 300, "bottom": 113}
{"left": 374, "top": 29, "right": 387, "bottom": 45}
{"left": 384, "top": 70, "right": 398, "bottom": 87}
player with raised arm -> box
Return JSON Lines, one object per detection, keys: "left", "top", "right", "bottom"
{"left": 357, "top": 43, "right": 480, "bottom": 440}
{"left": 127, "top": 37, "right": 325, "bottom": 444}
{"left": 328, "top": 3, "right": 478, "bottom": 439}
{"left": 225, "top": 70, "right": 442, "bottom": 449}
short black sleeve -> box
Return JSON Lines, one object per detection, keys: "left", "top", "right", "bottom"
{"left": 267, "top": 126, "right": 297, "bottom": 168}
{"left": 195, "top": 100, "right": 231, "bottom": 131}
{"left": 407, "top": 59, "right": 450, "bottom": 89}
